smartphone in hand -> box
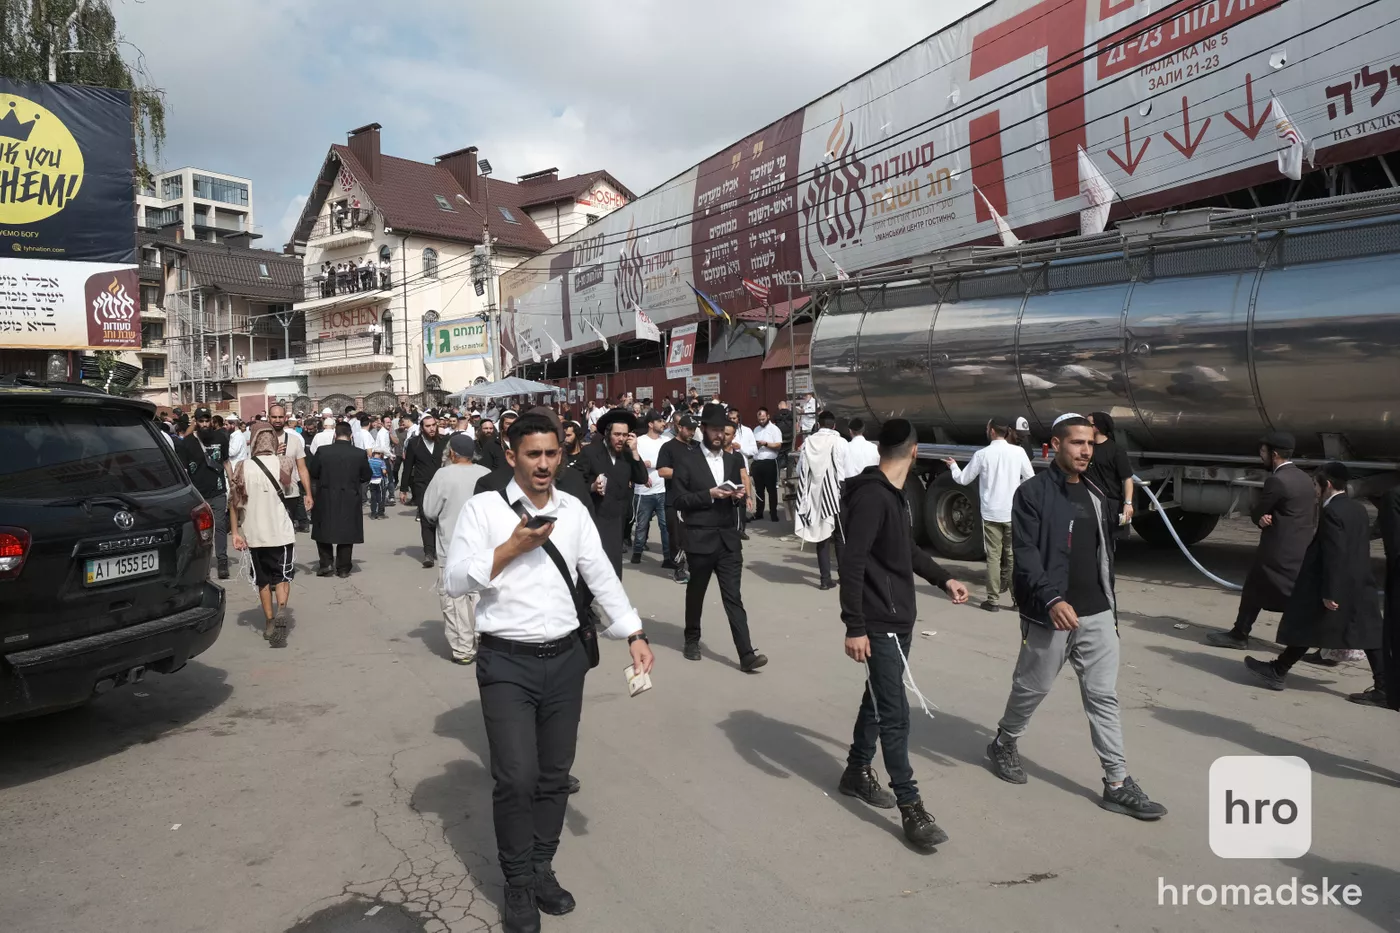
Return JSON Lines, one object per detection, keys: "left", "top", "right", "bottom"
{"left": 525, "top": 514, "right": 557, "bottom": 529}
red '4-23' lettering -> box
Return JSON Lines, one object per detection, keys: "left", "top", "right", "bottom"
{"left": 969, "top": 0, "right": 1089, "bottom": 219}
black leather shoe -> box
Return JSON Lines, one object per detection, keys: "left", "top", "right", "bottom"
{"left": 336, "top": 570, "right": 350, "bottom": 578}
{"left": 422, "top": 558, "right": 435, "bottom": 569}
{"left": 533, "top": 865, "right": 575, "bottom": 916}
{"left": 566, "top": 774, "right": 581, "bottom": 794}
{"left": 739, "top": 531, "right": 750, "bottom": 541}
{"left": 1244, "top": 655, "right": 1286, "bottom": 690}
{"left": 630, "top": 552, "right": 642, "bottom": 564}
{"left": 1206, "top": 630, "right": 1249, "bottom": 650}
{"left": 740, "top": 651, "right": 768, "bottom": 673}
{"left": 683, "top": 642, "right": 702, "bottom": 661}
{"left": 660, "top": 559, "right": 678, "bottom": 570}
{"left": 216, "top": 559, "right": 230, "bottom": 580}
{"left": 502, "top": 882, "right": 540, "bottom": 933}
{"left": 316, "top": 567, "right": 333, "bottom": 577}
{"left": 818, "top": 580, "right": 836, "bottom": 591}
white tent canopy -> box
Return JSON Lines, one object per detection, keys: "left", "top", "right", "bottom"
{"left": 448, "top": 376, "right": 562, "bottom": 402}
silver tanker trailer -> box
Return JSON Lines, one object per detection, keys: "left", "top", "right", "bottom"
{"left": 808, "top": 190, "right": 1400, "bottom": 560}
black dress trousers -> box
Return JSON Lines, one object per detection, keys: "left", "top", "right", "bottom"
{"left": 476, "top": 638, "right": 588, "bottom": 884}
{"left": 412, "top": 482, "right": 436, "bottom": 559}
{"left": 316, "top": 541, "right": 353, "bottom": 574}
{"left": 685, "top": 545, "right": 754, "bottom": 657}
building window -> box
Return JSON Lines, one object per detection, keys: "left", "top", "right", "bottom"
{"left": 378, "top": 244, "right": 391, "bottom": 263}
{"left": 498, "top": 206, "right": 520, "bottom": 224}
{"left": 434, "top": 194, "right": 455, "bottom": 212}
{"left": 422, "top": 247, "right": 438, "bottom": 278}
{"left": 160, "top": 175, "right": 183, "bottom": 200}
{"left": 192, "top": 173, "right": 250, "bottom": 205}
{"left": 142, "top": 246, "right": 159, "bottom": 265}
{"left": 177, "top": 264, "right": 188, "bottom": 289}
{"left": 141, "top": 285, "right": 160, "bottom": 310}
{"left": 382, "top": 311, "right": 394, "bottom": 355}
{"left": 142, "top": 357, "right": 166, "bottom": 378}
{"left": 141, "top": 321, "right": 164, "bottom": 343}
{"left": 147, "top": 205, "right": 183, "bottom": 228}
{"left": 258, "top": 262, "right": 270, "bottom": 278}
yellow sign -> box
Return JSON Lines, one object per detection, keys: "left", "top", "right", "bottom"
{"left": 0, "top": 93, "right": 86, "bottom": 225}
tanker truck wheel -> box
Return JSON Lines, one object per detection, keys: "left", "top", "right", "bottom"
{"left": 905, "top": 473, "right": 929, "bottom": 546}
{"left": 1132, "top": 509, "right": 1219, "bottom": 549}
{"left": 925, "top": 473, "right": 983, "bottom": 561}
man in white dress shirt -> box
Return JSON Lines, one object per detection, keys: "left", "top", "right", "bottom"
{"left": 444, "top": 413, "right": 654, "bottom": 933}
{"left": 749, "top": 406, "right": 783, "bottom": 522}
{"left": 943, "top": 416, "right": 1035, "bottom": 612}
{"left": 844, "top": 418, "right": 882, "bottom": 479}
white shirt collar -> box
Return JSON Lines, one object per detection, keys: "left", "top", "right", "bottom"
{"left": 1274, "top": 461, "right": 1293, "bottom": 473}
{"left": 505, "top": 478, "right": 559, "bottom": 517}
{"left": 1323, "top": 489, "right": 1343, "bottom": 508}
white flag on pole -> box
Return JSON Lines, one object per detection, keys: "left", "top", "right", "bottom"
{"left": 502, "top": 346, "right": 515, "bottom": 373}
{"left": 1271, "top": 96, "right": 1314, "bottom": 181}
{"left": 525, "top": 339, "right": 540, "bottom": 364}
{"left": 582, "top": 317, "right": 609, "bottom": 351}
{"left": 634, "top": 304, "right": 661, "bottom": 342}
{"left": 1077, "top": 146, "right": 1115, "bottom": 236}
{"left": 974, "top": 184, "right": 1021, "bottom": 247}
{"left": 547, "top": 333, "right": 562, "bottom": 362}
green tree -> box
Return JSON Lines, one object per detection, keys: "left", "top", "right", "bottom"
{"left": 0, "top": 0, "right": 165, "bottom": 186}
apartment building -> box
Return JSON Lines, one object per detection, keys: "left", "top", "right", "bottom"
{"left": 286, "top": 123, "right": 632, "bottom": 409}
{"left": 136, "top": 167, "right": 256, "bottom": 244}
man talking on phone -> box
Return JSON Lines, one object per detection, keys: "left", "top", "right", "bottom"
{"left": 444, "top": 413, "right": 654, "bottom": 933}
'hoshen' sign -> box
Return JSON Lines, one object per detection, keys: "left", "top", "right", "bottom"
{"left": 0, "top": 79, "right": 138, "bottom": 350}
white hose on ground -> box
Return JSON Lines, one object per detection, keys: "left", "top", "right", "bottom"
{"left": 1132, "top": 475, "right": 1243, "bottom": 591}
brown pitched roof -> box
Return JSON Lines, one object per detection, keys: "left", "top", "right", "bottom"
{"left": 515, "top": 171, "right": 636, "bottom": 209}
{"left": 330, "top": 145, "right": 555, "bottom": 253}
{"left": 148, "top": 233, "right": 301, "bottom": 302}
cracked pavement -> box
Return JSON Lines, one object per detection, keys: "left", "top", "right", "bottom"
{"left": 1, "top": 510, "right": 1396, "bottom": 932}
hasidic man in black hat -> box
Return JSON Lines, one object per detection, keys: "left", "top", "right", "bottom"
{"left": 1207, "top": 432, "right": 1317, "bottom": 650}
{"left": 670, "top": 403, "right": 768, "bottom": 672}
{"left": 581, "top": 407, "right": 648, "bottom": 576}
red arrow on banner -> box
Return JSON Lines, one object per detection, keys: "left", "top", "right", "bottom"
{"left": 1106, "top": 115, "right": 1151, "bottom": 175}
{"left": 1163, "top": 96, "right": 1211, "bottom": 159}
{"left": 1222, "top": 73, "right": 1273, "bottom": 141}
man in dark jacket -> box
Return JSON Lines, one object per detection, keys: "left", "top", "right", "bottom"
{"left": 399, "top": 414, "right": 446, "bottom": 568}
{"left": 474, "top": 418, "right": 507, "bottom": 472}
{"left": 986, "top": 414, "right": 1167, "bottom": 821}
{"left": 670, "top": 403, "right": 767, "bottom": 672}
{"left": 178, "top": 409, "right": 231, "bottom": 579}
{"left": 1207, "top": 432, "right": 1316, "bottom": 649}
{"left": 581, "top": 409, "right": 648, "bottom": 577}
{"left": 310, "top": 422, "right": 373, "bottom": 577}
{"left": 838, "top": 419, "right": 966, "bottom": 850}
{"left": 1244, "top": 462, "right": 1387, "bottom": 705}
{"left": 1379, "top": 486, "right": 1400, "bottom": 711}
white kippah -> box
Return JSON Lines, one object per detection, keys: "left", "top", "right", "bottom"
{"left": 1051, "top": 412, "right": 1083, "bottom": 428}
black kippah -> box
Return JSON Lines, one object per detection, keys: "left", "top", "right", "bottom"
{"left": 878, "top": 418, "right": 914, "bottom": 448}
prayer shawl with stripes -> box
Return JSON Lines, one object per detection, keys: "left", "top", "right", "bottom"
{"left": 794, "top": 429, "right": 848, "bottom": 544}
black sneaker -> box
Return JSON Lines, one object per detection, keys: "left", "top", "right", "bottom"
{"left": 1100, "top": 776, "right": 1168, "bottom": 820}
{"left": 630, "top": 552, "right": 642, "bottom": 565}
{"left": 674, "top": 569, "right": 690, "bottom": 584}
{"left": 216, "top": 558, "right": 230, "bottom": 580}
{"left": 838, "top": 764, "right": 896, "bottom": 809}
{"left": 451, "top": 656, "right": 475, "bottom": 666}
{"left": 501, "top": 882, "right": 540, "bottom": 933}
{"left": 1244, "top": 655, "right": 1286, "bottom": 690}
{"left": 1206, "top": 630, "right": 1250, "bottom": 650}
{"left": 1347, "top": 686, "right": 1389, "bottom": 707}
{"left": 683, "top": 642, "right": 702, "bottom": 661}
{"left": 980, "top": 599, "right": 1000, "bottom": 613}
{"left": 986, "top": 733, "right": 1028, "bottom": 784}
{"left": 898, "top": 799, "right": 949, "bottom": 849}
{"left": 533, "top": 865, "right": 575, "bottom": 916}
{"left": 740, "top": 651, "right": 768, "bottom": 673}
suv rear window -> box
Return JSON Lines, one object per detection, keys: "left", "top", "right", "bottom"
{"left": 0, "top": 407, "right": 184, "bottom": 499}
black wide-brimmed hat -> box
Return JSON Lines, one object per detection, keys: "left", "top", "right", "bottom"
{"left": 699, "top": 402, "right": 730, "bottom": 428}
{"left": 596, "top": 408, "right": 638, "bottom": 434}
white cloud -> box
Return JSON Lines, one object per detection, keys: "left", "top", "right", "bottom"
{"left": 272, "top": 194, "right": 308, "bottom": 251}
{"left": 113, "top": 0, "right": 983, "bottom": 247}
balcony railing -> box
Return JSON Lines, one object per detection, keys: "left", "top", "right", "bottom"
{"left": 303, "top": 264, "right": 393, "bottom": 302}
{"left": 306, "top": 208, "right": 379, "bottom": 244}
{"left": 295, "top": 334, "right": 391, "bottom": 368}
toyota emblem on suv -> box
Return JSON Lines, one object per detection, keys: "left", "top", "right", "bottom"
{"left": 113, "top": 510, "right": 135, "bottom": 530}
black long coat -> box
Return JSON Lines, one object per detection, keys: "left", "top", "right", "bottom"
{"left": 309, "top": 440, "right": 372, "bottom": 545}
{"left": 1241, "top": 462, "right": 1316, "bottom": 611}
{"left": 1277, "top": 494, "right": 1383, "bottom": 650}
{"left": 1377, "top": 487, "right": 1400, "bottom": 709}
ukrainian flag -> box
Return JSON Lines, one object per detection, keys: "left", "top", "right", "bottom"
{"left": 687, "top": 282, "right": 730, "bottom": 323}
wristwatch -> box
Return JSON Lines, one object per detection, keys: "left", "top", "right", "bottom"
{"left": 628, "top": 631, "right": 649, "bottom": 645}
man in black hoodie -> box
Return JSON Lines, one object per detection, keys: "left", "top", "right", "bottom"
{"left": 838, "top": 419, "right": 967, "bottom": 850}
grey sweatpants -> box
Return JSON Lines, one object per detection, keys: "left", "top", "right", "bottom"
{"left": 996, "top": 609, "right": 1127, "bottom": 783}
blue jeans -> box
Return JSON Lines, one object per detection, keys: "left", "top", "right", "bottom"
{"left": 632, "top": 493, "right": 669, "bottom": 559}
{"left": 369, "top": 483, "right": 385, "bottom": 516}
{"left": 847, "top": 631, "right": 918, "bottom": 805}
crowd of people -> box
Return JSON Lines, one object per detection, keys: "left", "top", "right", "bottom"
{"left": 154, "top": 391, "right": 1400, "bottom": 933}
{"left": 316, "top": 255, "right": 391, "bottom": 297}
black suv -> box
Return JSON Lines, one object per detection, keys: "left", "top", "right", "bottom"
{"left": 0, "top": 378, "right": 225, "bottom": 719}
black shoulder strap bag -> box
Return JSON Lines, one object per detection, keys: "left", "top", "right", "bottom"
{"left": 496, "top": 488, "right": 600, "bottom": 668}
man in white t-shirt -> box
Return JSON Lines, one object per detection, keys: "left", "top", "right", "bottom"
{"left": 630, "top": 409, "right": 674, "bottom": 568}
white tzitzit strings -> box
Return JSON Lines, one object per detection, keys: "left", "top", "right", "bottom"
{"left": 865, "top": 633, "right": 938, "bottom": 721}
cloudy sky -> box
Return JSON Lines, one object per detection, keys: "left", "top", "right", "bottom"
{"left": 115, "top": 0, "right": 984, "bottom": 249}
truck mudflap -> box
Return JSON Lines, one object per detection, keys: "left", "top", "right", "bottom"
{"left": 1, "top": 582, "right": 225, "bottom": 719}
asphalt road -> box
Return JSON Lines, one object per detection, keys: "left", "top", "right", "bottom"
{"left": 2, "top": 506, "right": 1397, "bottom": 933}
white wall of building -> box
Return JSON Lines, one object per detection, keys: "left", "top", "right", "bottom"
{"left": 524, "top": 179, "right": 629, "bottom": 244}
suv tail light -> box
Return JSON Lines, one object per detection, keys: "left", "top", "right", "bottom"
{"left": 191, "top": 503, "right": 214, "bottom": 549}
{"left": 0, "top": 527, "right": 31, "bottom": 580}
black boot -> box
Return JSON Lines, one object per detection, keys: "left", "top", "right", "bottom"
{"left": 899, "top": 799, "right": 949, "bottom": 849}
{"left": 838, "top": 764, "right": 896, "bottom": 808}
{"left": 501, "top": 881, "right": 540, "bottom": 933}
{"left": 532, "top": 863, "right": 576, "bottom": 916}
{"left": 216, "top": 557, "right": 229, "bottom": 580}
